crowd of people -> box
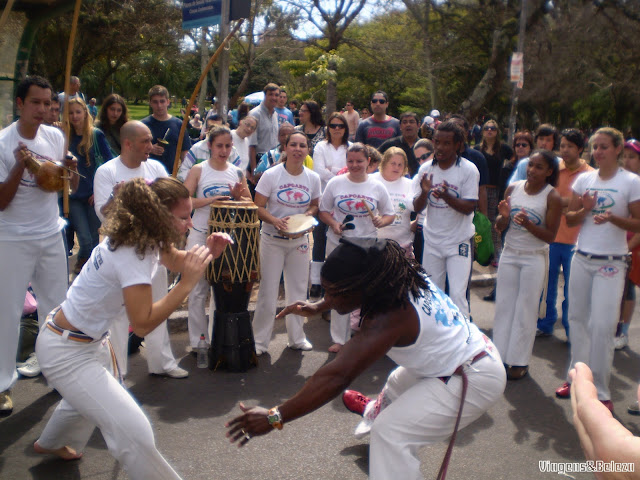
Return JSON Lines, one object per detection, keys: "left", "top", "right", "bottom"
{"left": 2, "top": 75, "right": 640, "bottom": 479}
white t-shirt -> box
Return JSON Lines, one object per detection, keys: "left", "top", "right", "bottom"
{"left": 0, "top": 122, "right": 66, "bottom": 240}
{"left": 370, "top": 172, "right": 415, "bottom": 246}
{"left": 320, "top": 175, "right": 394, "bottom": 243}
{"left": 505, "top": 181, "right": 553, "bottom": 251}
{"left": 255, "top": 163, "right": 321, "bottom": 236}
{"left": 192, "top": 161, "right": 245, "bottom": 233}
{"left": 387, "top": 278, "right": 488, "bottom": 378}
{"left": 231, "top": 130, "right": 251, "bottom": 172}
{"left": 60, "top": 238, "right": 158, "bottom": 339}
{"left": 573, "top": 168, "right": 640, "bottom": 255}
{"left": 312, "top": 141, "right": 349, "bottom": 190}
{"left": 93, "top": 157, "right": 168, "bottom": 222}
{"left": 177, "top": 139, "right": 241, "bottom": 182}
{"left": 412, "top": 158, "right": 479, "bottom": 246}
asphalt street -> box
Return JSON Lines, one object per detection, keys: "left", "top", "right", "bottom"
{"left": 2, "top": 275, "right": 640, "bottom": 480}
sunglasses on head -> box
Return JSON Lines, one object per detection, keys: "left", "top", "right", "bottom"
{"left": 329, "top": 123, "right": 346, "bottom": 129}
{"left": 484, "top": 126, "right": 497, "bottom": 131}
{"left": 371, "top": 99, "right": 387, "bottom": 104}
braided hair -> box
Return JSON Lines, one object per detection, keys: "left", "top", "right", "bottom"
{"left": 322, "top": 238, "right": 428, "bottom": 322}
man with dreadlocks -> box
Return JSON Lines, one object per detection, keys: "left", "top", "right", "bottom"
{"left": 226, "top": 237, "right": 506, "bottom": 479}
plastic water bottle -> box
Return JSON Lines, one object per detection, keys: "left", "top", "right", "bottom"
{"left": 197, "top": 334, "right": 208, "bottom": 369}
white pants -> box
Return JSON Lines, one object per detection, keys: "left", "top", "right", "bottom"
{"left": 567, "top": 253, "right": 627, "bottom": 400}
{"left": 369, "top": 353, "right": 506, "bottom": 480}
{"left": 253, "top": 233, "right": 310, "bottom": 350}
{"left": 422, "top": 238, "right": 472, "bottom": 317}
{"left": 36, "top": 324, "right": 181, "bottom": 479}
{"left": 109, "top": 265, "right": 178, "bottom": 376}
{"left": 0, "top": 232, "right": 68, "bottom": 391}
{"left": 186, "top": 229, "right": 215, "bottom": 348}
{"left": 326, "top": 237, "right": 351, "bottom": 345}
{"left": 492, "top": 246, "right": 547, "bottom": 366}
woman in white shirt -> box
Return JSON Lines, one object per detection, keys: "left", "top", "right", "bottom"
{"left": 252, "top": 132, "right": 322, "bottom": 355}
{"left": 183, "top": 126, "right": 251, "bottom": 350}
{"left": 33, "top": 178, "right": 231, "bottom": 479}
{"left": 370, "top": 147, "right": 415, "bottom": 256}
{"left": 319, "top": 143, "right": 395, "bottom": 352}
{"left": 492, "top": 150, "right": 562, "bottom": 380}
{"left": 310, "top": 112, "right": 350, "bottom": 297}
{"left": 556, "top": 128, "right": 640, "bottom": 410}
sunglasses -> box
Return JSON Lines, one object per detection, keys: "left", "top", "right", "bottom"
{"left": 515, "top": 142, "right": 530, "bottom": 148}
{"left": 371, "top": 99, "right": 387, "bottom": 104}
{"left": 329, "top": 123, "right": 346, "bottom": 129}
{"left": 484, "top": 126, "right": 497, "bottom": 131}
{"left": 418, "top": 152, "right": 432, "bottom": 161}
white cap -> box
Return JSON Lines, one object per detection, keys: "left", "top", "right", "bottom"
{"left": 430, "top": 109, "right": 440, "bottom": 118}
{"left": 423, "top": 116, "right": 434, "bottom": 126}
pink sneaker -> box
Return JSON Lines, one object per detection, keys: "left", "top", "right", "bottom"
{"left": 342, "top": 390, "right": 371, "bottom": 416}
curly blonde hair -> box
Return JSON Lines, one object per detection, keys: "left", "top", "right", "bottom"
{"left": 101, "top": 178, "right": 188, "bottom": 256}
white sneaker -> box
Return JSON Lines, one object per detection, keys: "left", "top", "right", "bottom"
{"left": 17, "top": 353, "right": 41, "bottom": 377}
{"left": 157, "top": 367, "right": 189, "bottom": 379}
{"left": 615, "top": 334, "right": 629, "bottom": 350}
{"left": 288, "top": 340, "right": 313, "bottom": 351}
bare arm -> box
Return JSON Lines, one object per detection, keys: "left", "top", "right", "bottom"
{"left": 255, "top": 192, "right": 290, "bottom": 232}
{"left": 566, "top": 191, "right": 596, "bottom": 227}
{"left": 160, "top": 233, "right": 232, "bottom": 273}
{"left": 594, "top": 200, "right": 640, "bottom": 233}
{"left": 478, "top": 185, "right": 488, "bottom": 216}
{"left": 124, "top": 245, "right": 212, "bottom": 336}
{"left": 305, "top": 198, "right": 319, "bottom": 217}
{"left": 319, "top": 210, "right": 343, "bottom": 236}
{"left": 0, "top": 146, "right": 27, "bottom": 211}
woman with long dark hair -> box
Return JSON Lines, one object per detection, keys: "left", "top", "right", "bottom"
{"left": 295, "top": 100, "right": 325, "bottom": 157}
{"left": 96, "top": 94, "right": 128, "bottom": 155}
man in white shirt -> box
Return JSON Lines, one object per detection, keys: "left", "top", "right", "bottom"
{"left": 413, "top": 121, "right": 479, "bottom": 317}
{"left": 0, "top": 76, "right": 80, "bottom": 415}
{"left": 94, "top": 121, "right": 188, "bottom": 380}
{"left": 248, "top": 83, "right": 280, "bottom": 181}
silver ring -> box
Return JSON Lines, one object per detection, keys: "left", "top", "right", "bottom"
{"left": 241, "top": 428, "right": 247, "bottom": 436}
{"left": 244, "top": 433, "right": 251, "bottom": 440}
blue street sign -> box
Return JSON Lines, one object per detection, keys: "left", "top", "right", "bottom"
{"left": 182, "top": 0, "right": 222, "bottom": 29}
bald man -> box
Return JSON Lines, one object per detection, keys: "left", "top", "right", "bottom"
{"left": 93, "top": 121, "right": 188, "bottom": 380}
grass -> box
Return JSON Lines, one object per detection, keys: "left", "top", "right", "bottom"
{"left": 125, "top": 103, "right": 189, "bottom": 121}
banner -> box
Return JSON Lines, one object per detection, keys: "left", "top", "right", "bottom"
{"left": 510, "top": 52, "right": 523, "bottom": 82}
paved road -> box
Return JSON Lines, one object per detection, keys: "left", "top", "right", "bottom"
{"left": 2, "top": 284, "right": 640, "bottom": 480}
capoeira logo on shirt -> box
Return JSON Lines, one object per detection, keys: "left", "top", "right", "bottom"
{"left": 276, "top": 186, "right": 310, "bottom": 206}
{"left": 336, "top": 197, "right": 374, "bottom": 216}
{"left": 589, "top": 189, "right": 615, "bottom": 215}
{"left": 203, "top": 184, "right": 231, "bottom": 197}
{"left": 510, "top": 206, "right": 542, "bottom": 230}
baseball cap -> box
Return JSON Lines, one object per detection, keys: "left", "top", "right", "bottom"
{"left": 430, "top": 109, "right": 440, "bottom": 118}
{"left": 625, "top": 139, "right": 640, "bottom": 155}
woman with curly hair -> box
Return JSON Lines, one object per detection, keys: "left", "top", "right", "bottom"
{"left": 226, "top": 238, "right": 505, "bottom": 480}
{"left": 66, "top": 97, "right": 114, "bottom": 274}
{"left": 96, "top": 94, "right": 128, "bottom": 155}
{"left": 33, "top": 177, "right": 231, "bottom": 479}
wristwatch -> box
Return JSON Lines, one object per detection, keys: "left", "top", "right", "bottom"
{"left": 267, "top": 407, "right": 283, "bottom": 430}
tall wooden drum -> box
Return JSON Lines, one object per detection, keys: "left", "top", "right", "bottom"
{"left": 207, "top": 200, "right": 260, "bottom": 372}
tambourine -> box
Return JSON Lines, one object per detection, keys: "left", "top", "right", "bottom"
{"left": 277, "top": 214, "right": 318, "bottom": 239}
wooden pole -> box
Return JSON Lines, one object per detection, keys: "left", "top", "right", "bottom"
{"left": 62, "top": 0, "right": 82, "bottom": 218}
{"left": 0, "top": 0, "right": 16, "bottom": 32}
{"left": 172, "top": 18, "right": 244, "bottom": 178}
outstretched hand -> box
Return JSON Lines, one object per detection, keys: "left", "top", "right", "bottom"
{"left": 276, "top": 301, "right": 320, "bottom": 319}
{"left": 225, "top": 402, "right": 273, "bottom": 448}
{"left": 180, "top": 245, "right": 213, "bottom": 289}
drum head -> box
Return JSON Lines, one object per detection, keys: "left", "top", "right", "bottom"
{"left": 279, "top": 214, "right": 317, "bottom": 236}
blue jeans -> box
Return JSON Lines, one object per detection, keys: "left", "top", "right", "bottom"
{"left": 537, "top": 242, "right": 573, "bottom": 335}
{"left": 68, "top": 197, "right": 101, "bottom": 260}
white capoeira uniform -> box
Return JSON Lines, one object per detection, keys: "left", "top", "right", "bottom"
{"left": 186, "top": 161, "right": 244, "bottom": 348}
{"left": 319, "top": 175, "right": 394, "bottom": 345}
{"left": 412, "top": 157, "right": 479, "bottom": 317}
{"left": 355, "top": 279, "right": 505, "bottom": 480}
{"left": 94, "top": 157, "right": 179, "bottom": 376}
{"left": 0, "top": 122, "right": 69, "bottom": 393}
{"left": 36, "top": 240, "right": 181, "bottom": 480}
{"left": 493, "top": 181, "right": 554, "bottom": 367}
{"left": 253, "top": 164, "right": 321, "bottom": 351}
{"left": 566, "top": 168, "right": 640, "bottom": 400}
{"left": 370, "top": 172, "right": 415, "bottom": 253}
